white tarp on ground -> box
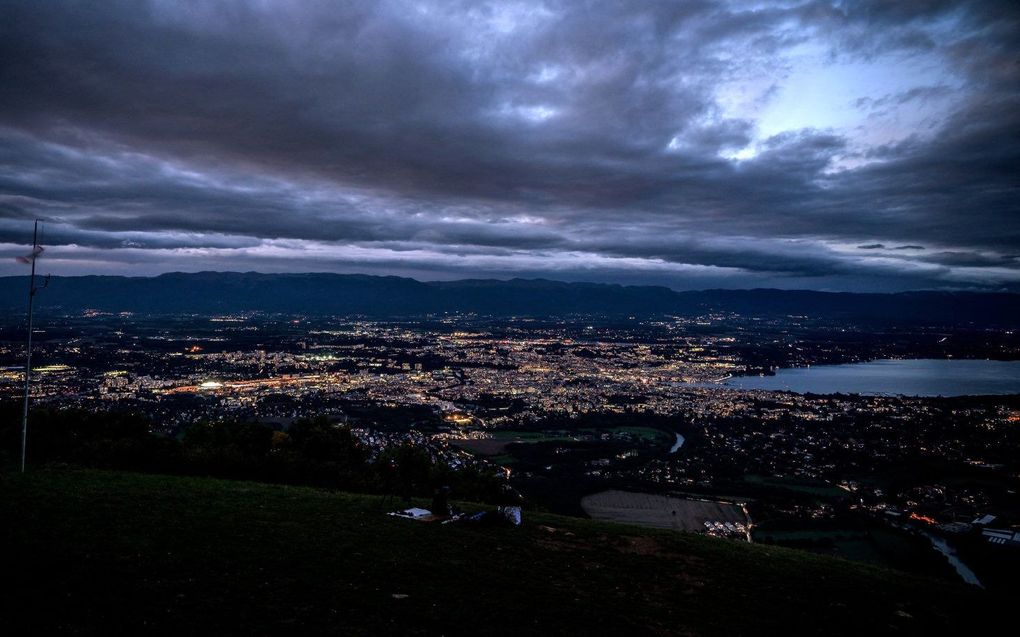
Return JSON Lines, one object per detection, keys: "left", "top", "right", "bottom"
{"left": 387, "top": 508, "right": 432, "bottom": 519}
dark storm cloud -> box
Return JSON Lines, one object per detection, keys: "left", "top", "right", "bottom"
{"left": 0, "top": 1, "right": 1018, "bottom": 290}
{"left": 920, "top": 251, "right": 1020, "bottom": 268}
{"left": 854, "top": 85, "right": 954, "bottom": 114}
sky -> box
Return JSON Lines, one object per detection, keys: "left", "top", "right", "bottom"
{"left": 1, "top": 1, "right": 1018, "bottom": 291}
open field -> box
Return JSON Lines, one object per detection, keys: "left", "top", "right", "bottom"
{"left": 752, "top": 527, "right": 956, "bottom": 578}
{"left": 1, "top": 469, "right": 1006, "bottom": 635}
{"left": 596, "top": 426, "right": 671, "bottom": 443}
{"left": 581, "top": 489, "right": 747, "bottom": 532}
{"left": 743, "top": 474, "right": 845, "bottom": 497}
{"left": 453, "top": 431, "right": 578, "bottom": 455}
{"left": 452, "top": 437, "right": 512, "bottom": 455}
{"left": 454, "top": 426, "right": 670, "bottom": 456}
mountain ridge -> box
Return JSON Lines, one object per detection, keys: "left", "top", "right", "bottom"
{"left": 1, "top": 271, "right": 1018, "bottom": 325}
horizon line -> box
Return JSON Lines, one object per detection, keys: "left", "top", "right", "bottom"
{"left": 0, "top": 270, "right": 1017, "bottom": 296}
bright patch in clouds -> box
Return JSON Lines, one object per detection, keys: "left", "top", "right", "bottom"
{"left": 717, "top": 41, "right": 965, "bottom": 164}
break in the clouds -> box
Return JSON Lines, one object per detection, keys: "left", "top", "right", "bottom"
{"left": 1, "top": 1, "right": 1018, "bottom": 291}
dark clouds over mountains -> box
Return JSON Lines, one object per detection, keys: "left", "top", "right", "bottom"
{"left": 1, "top": 1, "right": 1018, "bottom": 291}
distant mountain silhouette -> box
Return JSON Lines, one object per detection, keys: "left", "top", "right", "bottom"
{"left": 1, "top": 271, "right": 1018, "bottom": 325}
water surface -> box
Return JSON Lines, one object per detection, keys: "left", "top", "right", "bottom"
{"left": 719, "top": 359, "right": 1020, "bottom": 397}
{"left": 669, "top": 433, "right": 685, "bottom": 453}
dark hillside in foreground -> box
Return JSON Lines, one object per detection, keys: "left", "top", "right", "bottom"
{"left": 1, "top": 271, "right": 1019, "bottom": 325}
{"left": 0, "top": 469, "right": 1004, "bottom": 635}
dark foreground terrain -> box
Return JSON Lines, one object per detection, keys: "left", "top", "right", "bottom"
{"left": 0, "top": 469, "right": 1005, "bottom": 635}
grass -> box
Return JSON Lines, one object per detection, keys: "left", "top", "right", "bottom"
{"left": 0, "top": 468, "right": 1005, "bottom": 635}
{"left": 753, "top": 527, "right": 957, "bottom": 579}
{"left": 488, "top": 430, "right": 562, "bottom": 440}
{"left": 588, "top": 426, "right": 671, "bottom": 443}
{"left": 755, "top": 529, "right": 868, "bottom": 542}
{"left": 743, "top": 474, "right": 846, "bottom": 498}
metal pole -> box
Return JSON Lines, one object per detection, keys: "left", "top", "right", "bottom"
{"left": 20, "top": 220, "right": 38, "bottom": 473}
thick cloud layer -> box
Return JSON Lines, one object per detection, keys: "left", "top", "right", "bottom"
{"left": 1, "top": 1, "right": 1018, "bottom": 290}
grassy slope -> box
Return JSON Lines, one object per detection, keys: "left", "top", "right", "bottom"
{"left": 0, "top": 469, "right": 1003, "bottom": 636}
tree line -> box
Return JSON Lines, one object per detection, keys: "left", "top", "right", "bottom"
{"left": 0, "top": 401, "right": 510, "bottom": 504}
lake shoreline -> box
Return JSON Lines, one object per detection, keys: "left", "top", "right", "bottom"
{"left": 698, "top": 359, "right": 1020, "bottom": 397}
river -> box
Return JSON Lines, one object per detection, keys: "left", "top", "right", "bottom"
{"left": 919, "top": 529, "right": 983, "bottom": 587}
{"left": 669, "top": 433, "right": 685, "bottom": 453}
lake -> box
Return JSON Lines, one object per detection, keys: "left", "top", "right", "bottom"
{"left": 717, "top": 359, "right": 1020, "bottom": 397}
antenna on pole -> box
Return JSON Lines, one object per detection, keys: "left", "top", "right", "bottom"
{"left": 19, "top": 219, "right": 47, "bottom": 473}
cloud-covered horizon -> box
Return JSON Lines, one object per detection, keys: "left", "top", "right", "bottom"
{"left": 1, "top": 1, "right": 1018, "bottom": 291}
